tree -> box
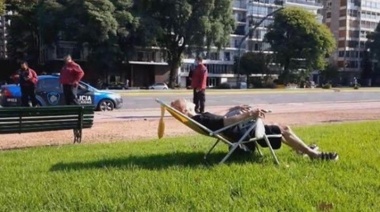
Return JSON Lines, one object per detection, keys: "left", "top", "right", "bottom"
{"left": 238, "top": 52, "right": 272, "bottom": 81}
{"left": 320, "top": 62, "right": 339, "bottom": 83}
{"left": 136, "top": 0, "right": 235, "bottom": 87}
{"left": 67, "top": 0, "right": 136, "bottom": 77}
{"left": 7, "top": 0, "right": 63, "bottom": 64}
{"left": 265, "top": 7, "right": 336, "bottom": 82}
{"left": 0, "top": 0, "right": 5, "bottom": 15}
{"left": 367, "top": 24, "right": 380, "bottom": 71}
{"left": 7, "top": 0, "right": 136, "bottom": 76}
{"left": 361, "top": 49, "right": 373, "bottom": 81}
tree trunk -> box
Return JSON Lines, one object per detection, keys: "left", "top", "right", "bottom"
{"left": 168, "top": 54, "right": 181, "bottom": 88}
{"left": 282, "top": 57, "right": 291, "bottom": 83}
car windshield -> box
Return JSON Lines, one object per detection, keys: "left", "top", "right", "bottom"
{"left": 38, "top": 78, "right": 61, "bottom": 92}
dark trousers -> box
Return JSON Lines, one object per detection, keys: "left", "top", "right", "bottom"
{"left": 193, "top": 89, "right": 206, "bottom": 113}
{"left": 21, "top": 86, "right": 38, "bottom": 107}
{"left": 63, "top": 84, "right": 79, "bottom": 105}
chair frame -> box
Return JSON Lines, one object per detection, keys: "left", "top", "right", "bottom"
{"left": 156, "top": 99, "right": 282, "bottom": 165}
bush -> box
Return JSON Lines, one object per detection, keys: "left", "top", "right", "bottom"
{"left": 322, "top": 83, "right": 332, "bottom": 89}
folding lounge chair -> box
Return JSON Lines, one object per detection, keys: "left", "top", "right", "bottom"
{"left": 156, "top": 98, "right": 282, "bottom": 165}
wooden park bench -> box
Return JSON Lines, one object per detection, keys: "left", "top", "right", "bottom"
{"left": 0, "top": 105, "right": 95, "bottom": 143}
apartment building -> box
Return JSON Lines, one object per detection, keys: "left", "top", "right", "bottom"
{"left": 323, "top": 0, "right": 380, "bottom": 84}
{"left": 0, "top": 10, "right": 14, "bottom": 59}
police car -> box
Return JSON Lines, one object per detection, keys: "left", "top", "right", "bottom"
{"left": 0, "top": 75, "right": 123, "bottom": 111}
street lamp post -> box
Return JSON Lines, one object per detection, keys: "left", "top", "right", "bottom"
{"left": 236, "top": 1, "right": 285, "bottom": 86}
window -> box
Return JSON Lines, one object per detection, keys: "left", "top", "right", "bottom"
{"left": 339, "top": 30, "right": 347, "bottom": 37}
{"left": 37, "top": 78, "right": 61, "bottom": 92}
{"left": 224, "top": 52, "right": 231, "bottom": 61}
{"left": 349, "top": 30, "right": 359, "bottom": 38}
{"left": 56, "top": 46, "right": 81, "bottom": 60}
{"left": 339, "top": 20, "right": 347, "bottom": 27}
{"left": 209, "top": 52, "right": 219, "bottom": 60}
{"left": 348, "top": 40, "right": 359, "bottom": 48}
{"left": 340, "top": 9, "right": 347, "bottom": 17}
{"left": 338, "top": 40, "right": 346, "bottom": 48}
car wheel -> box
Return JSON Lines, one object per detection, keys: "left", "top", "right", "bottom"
{"left": 98, "top": 99, "right": 114, "bottom": 111}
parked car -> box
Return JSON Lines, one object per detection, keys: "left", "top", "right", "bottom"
{"left": 0, "top": 75, "right": 123, "bottom": 111}
{"left": 149, "top": 82, "right": 169, "bottom": 90}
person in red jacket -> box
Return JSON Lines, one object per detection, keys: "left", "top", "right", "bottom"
{"left": 59, "top": 55, "right": 84, "bottom": 105}
{"left": 191, "top": 56, "right": 208, "bottom": 113}
{"left": 18, "top": 61, "right": 38, "bottom": 107}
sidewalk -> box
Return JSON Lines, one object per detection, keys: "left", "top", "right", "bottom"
{"left": 94, "top": 100, "right": 380, "bottom": 123}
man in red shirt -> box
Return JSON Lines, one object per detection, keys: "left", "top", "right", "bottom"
{"left": 59, "top": 55, "right": 84, "bottom": 105}
{"left": 191, "top": 56, "right": 208, "bottom": 113}
{"left": 18, "top": 61, "right": 38, "bottom": 107}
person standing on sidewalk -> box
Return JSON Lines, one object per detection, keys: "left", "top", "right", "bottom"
{"left": 59, "top": 55, "right": 84, "bottom": 105}
{"left": 19, "top": 61, "right": 38, "bottom": 107}
{"left": 191, "top": 56, "right": 208, "bottom": 113}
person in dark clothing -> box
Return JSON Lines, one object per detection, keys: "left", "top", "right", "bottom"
{"left": 170, "top": 98, "right": 339, "bottom": 161}
{"left": 18, "top": 61, "right": 38, "bottom": 107}
{"left": 191, "top": 56, "right": 208, "bottom": 113}
{"left": 59, "top": 55, "right": 84, "bottom": 105}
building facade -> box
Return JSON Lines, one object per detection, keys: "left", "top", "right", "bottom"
{"left": 322, "top": 0, "right": 380, "bottom": 84}
{"left": 0, "top": 10, "right": 14, "bottom": 59}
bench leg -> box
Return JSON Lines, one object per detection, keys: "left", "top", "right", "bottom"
{"left": 73, "top": 129, "right": 82, "bottom": 143}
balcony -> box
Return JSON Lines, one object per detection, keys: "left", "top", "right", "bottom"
{"left": 284, "top": 0, "right": 322, "bottom": 8}
{"left": 129, "top": 51, "right": 167, "bottom": 63}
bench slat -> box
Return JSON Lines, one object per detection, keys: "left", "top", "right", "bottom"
{"left": 0, "top": 120, "right": 94, "bottom": 129}
{"left": 0, "top": 111, "right": 94, "bottom": 118}
{"left": 0, "top": 105, "right": 94, "bottom": 112}
{"left": 0, "top": 124, "right": 93, "bottom": 134}
{"left": 0, "top": 116, "right": 94, "bottom": 123}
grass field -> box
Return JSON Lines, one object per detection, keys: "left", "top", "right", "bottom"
{"left": 0, "top": 121, "right": 379, "bottom": 211}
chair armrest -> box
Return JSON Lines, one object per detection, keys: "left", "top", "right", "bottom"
{"left": 255, "top": 118, "right": 266, "bottom": 138}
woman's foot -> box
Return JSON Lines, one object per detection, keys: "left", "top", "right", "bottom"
{"left": 319, "top": 152, "right": 339, "bottom": 161}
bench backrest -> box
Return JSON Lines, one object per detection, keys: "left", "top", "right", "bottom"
{"left": 0, "top": 105, "right": 95, "bottom": 134}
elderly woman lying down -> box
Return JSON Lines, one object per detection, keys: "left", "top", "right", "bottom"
{"left": 170, "top": 98, "right": 338, "bottom": 161}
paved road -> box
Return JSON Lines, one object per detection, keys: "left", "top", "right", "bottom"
{"left": 121, "top": 90, "right": 380, "bottom": 109}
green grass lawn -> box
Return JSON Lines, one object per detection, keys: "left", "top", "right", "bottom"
{"left": 1, "top": 121, "right": 380, "bottom": 211}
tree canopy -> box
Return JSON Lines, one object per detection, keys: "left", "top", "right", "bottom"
{"left": 7, "top": 0, "right": 136, "bottom": 75}
{"left": 367, "top": 23, "right": 380, "bottom": 71}
{"left": 0, "top": 0, "right": 5, "bottom": 15}
{"left": 238, "top": 52, "right": 272, "bottom": 78}
{"left": 265, "top": 7, "right": 336, "bottom": 82}
{"left": 135, "top": 0, "right": 235, "bottom": 87}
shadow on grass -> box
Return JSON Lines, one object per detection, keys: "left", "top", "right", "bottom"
{"left": 50, "top": 151, "right": 264, "bottom": 172}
